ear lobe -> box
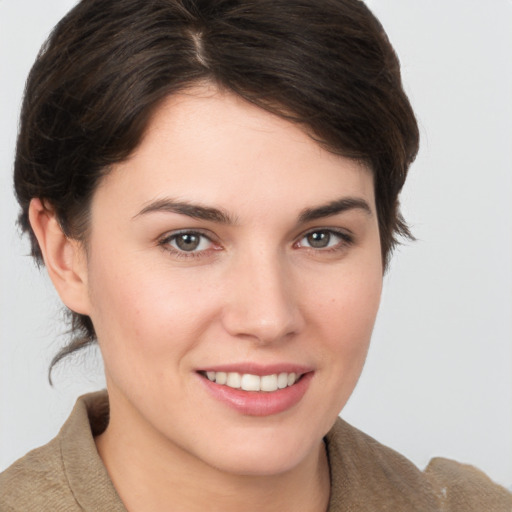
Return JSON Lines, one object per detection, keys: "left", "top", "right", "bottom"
{"left": 28, "top": 198, "right": 91, "bottom": 315}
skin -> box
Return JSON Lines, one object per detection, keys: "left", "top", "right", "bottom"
{"left": 30, "top": 85, "right": 383, "bottom": 511}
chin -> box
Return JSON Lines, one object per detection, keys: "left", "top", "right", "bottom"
{"left": 211, "top": 445, "right": 316, "bottom": 477}
{"left": 189, "top": 421, "right": 327, "bottom": 477}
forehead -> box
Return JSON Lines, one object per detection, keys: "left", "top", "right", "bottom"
{"left": 93, "top": 85, "right": 375, "bottom": 219}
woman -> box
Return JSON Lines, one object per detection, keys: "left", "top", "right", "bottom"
{"left": 1, "top": 0, "right": 510, "bottom": 510}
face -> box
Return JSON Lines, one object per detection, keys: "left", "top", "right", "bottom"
{"left": 81, "top": 86, "right": 382, "bottom": 476}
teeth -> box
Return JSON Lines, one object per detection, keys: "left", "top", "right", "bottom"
{"left": 260, "top": 374, "right": 278, "bottom": 392}
{"left": 277, "top": 372, "right": 288, "bottom": 389}
{"left": 204, "top": 371, "right": 300, "bottom": 392}
{"left": 226, "top": 372, "right": 241, "bottom": 388}
{"left": 216, "top": 371, "right": 227, "bottom": 385}
{"left": 241, "top": 373, "right": 260, "bottom": 391}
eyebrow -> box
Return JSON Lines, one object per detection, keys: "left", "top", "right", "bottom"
{"left": 134, "top": 198, "right": 235, "bottom": 224}
{"left": 134, "top": 196, "right": 372, "bottom": 224}
{"left": 298, "top": 197, "right": 373, "bottom": 223}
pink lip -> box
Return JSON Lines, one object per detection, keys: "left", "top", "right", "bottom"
{"left": 198, "top": 370, "right": 314, "bottom": 417}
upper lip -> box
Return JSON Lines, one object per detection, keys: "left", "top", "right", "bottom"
{"left": 196, "top": 362, "right": 313, "bottom": 376}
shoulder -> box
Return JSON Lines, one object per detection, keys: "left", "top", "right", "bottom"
{"left": 0, "top": 391, "right": 120, "bottom": 512}
{"left": 326, "top": 417, "right": 512, "bottom": 512}
{"left": 425, "top": 457, "right": 512, "bottom": 511}
{"left": 0, "top": 437, "right": 80, "bottom": 511}
{"left": 326, "top": 417, "right": 440, "bottom": 510}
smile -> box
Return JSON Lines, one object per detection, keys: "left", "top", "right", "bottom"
{"left": 199, "top": 369, "right": 313, "bottom": 416}
{"left": 204, "top": 371, "right": 300, "bottom": 392}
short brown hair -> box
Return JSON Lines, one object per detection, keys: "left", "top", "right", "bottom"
{"left": 14, "top": 0, "right": 419, "bottom": 370}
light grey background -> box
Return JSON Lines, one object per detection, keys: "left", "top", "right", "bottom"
{"left": 1, "top": 0, "right": 511, "bottom": 487}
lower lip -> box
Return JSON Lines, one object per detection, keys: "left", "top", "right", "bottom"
{"left": 199, "top": 372, "right": 313, "bottom": 416}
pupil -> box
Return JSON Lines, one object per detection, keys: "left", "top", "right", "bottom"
{"left": 176, "top": 233, "right": 200, "bottom": 251}
{"left": 307, "top": 231, "right": 330, "bottom": 248}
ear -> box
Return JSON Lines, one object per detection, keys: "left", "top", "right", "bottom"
{"left": 28, "top": 198, "right": 91, "bottom": 315}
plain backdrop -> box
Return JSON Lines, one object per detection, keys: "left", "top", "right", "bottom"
{"left": 1, "top": 0, "right": 511, "bottom": 487}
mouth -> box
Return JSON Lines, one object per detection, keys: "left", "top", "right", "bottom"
{"left": 200, "top": 371, "right": 302, "bottom": 392}
{"left": 197, "top": 367, "right": 313, "bottom": 416}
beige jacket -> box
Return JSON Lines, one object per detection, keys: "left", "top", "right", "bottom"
{"left": 1, "top": 391, "right": 510, "bottom": 511}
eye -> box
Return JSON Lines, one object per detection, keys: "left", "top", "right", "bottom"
{"left": 296, "top": 229, "right": 352, "bottom": 250}
{"left": 159, "top": 230, "right": 215, "bottom": 254}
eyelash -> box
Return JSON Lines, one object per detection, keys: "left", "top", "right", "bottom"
{"left": 295, "top": 228, "right": 354, "bottom": 253}
{"left": 158, "top": 229, "right": 219, "bottom": 259}
{"left": 157, "top": 228, "right": 354, "bottom": 259}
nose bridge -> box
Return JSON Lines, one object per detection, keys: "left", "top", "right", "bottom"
{"left": 222, "top": 245, "right": 303, "bottom": 343}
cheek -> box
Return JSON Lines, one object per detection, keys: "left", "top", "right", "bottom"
{"left": 311, "top": 262, "right": 382, "bottom": 368}
{"left": 296, "top": 260, "right": 382, "bottom": 432}
{"left": 86, "top": 248, "right": 217, "bottom": 362}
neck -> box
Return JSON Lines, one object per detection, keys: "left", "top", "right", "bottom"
{"left": 95, "top": 395, "right": 330, "bottom": 512}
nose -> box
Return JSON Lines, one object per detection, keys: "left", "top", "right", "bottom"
{"left": 221, "top": 250, "right": 304, "bottom": 344}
